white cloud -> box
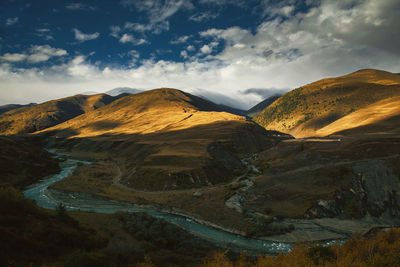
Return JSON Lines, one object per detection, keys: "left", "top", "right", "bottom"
{"left": 1, "top": 0, "right": 399, "bottom": 109}
{"left": 35, "top": 28, "right": 54, "bottom": 41}
{"left": 180, "top": 50, "right": 188, "bottom": 58}
{"left": 119, "top": 34, "right": 148, "bottom": 45}
{"left": 27, "top": 45, "right": 68, "bottom": 63}
{"left": 66, "top": 3, "right": 96, "bottom": 10}
{"left": 200, "top": 45, "right": 212, "bottom": 54}
{"left": 73, "top": 28, "right": 100, "bottom": 42}
{"left": 189, "top": 12, "right": 218, "bottom": 22}
{"left": 128, "top": 50, "right": 140, "bottom": 59}
{"left": 0, "top": 45, "right": 67, "bottom": 64}
{"left": 187, "top": 45, "right": 195, "bottom": 51}
{"left": 6, "top": 17, "right": 18, "bottom": 26}
{"left": 124, "top": 20, "right": 169, "bottom": 34}
{"left": 0, "top": 53, "right": 27, "bottom": 62}
{"left": 121, "top": 0, "right": 193, "bottom": 24}
{"left": 171, "top": 35, "right": 190, "bottom": 44}
{"left": 110, "top": 26, "right": 121, "bottom": 38}
{"left": 198, "top": 0, "right": 245, "bottom": 6}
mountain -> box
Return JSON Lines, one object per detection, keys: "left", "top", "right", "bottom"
{"left": 41, "top": 88, "right": 287, "bottom": 191}
{"left": 216, "top": 104, "right": 247, "bottom": 116}
{"left": 0, "top": 93, "right": 117, "bottom": 135}
{"left": 254, "top": 69, "right": 400, "bottom": 138}
{"left": 0, "top": 103, "right": 36, "bottom": 115}
{"left": 247, "top": 94, "right": 281, "bottom": 118}
{"left": 105, "top": 87, "right": 142, "bottom": 96}
{"left": 186, "top": 89, "right": 247, "bottom": 116}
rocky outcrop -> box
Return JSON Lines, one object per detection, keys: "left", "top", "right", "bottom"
{"left": 305, "top": 159, "right": 400, "bottom": 219}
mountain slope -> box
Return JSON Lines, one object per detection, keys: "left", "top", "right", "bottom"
{"left": 42, "top": 88, "right": 287, "bottom": 190}
{"left": 247, "top": 94, "right": 281, "bottom": 118}
{"left": 316, "top": 96, "right": 400, "bottom": 136}
{"left": 0, "top": 94, "right": 116, "bottom": 135}
{"left": 254, "top": 69, "right": 400, "bottom": 137}
{"left": 0, "top": 103, "right": 36, "bottom": 115}
{"left": 43, "top": 88, "right": 242, "bottom": 137}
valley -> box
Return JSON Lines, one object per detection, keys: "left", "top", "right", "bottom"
{"left": 1, "top": 69, "right": 400, "bottom": 265}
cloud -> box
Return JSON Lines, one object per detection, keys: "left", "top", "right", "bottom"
{"left": 198, "top": 0, "right": 245, "bottom": 6}
{"left": 128, "top": 50, "right": 140, "bottom": 59}
{"left": 6, "top": 17, "right": 18, "bottom": 26}
{"left": 1, "top": 0, "right": 400, "bottom": 109}
{"left": 27, "top": 45, "right": 68, "bottom": 63}
{"left": 0, "top": 45, "right": 67, "bottom": 64}
{"left": 189, "top": 12, "right": 218, "bottom": 22}
{"left": 35, "top": 28, "right": 54, "bottom": 41}
{"left": 187, "top": 88, "right": 247, "bottom": 109}
{"left": 0, "top": 53, "right": 26, "bottom": 62}
{"left": 170, "top": 35, "right": 190, "bottom": 44}
{"left": 124, "top": 20, "right": 169, "bottom": 34}
{"left": 110, "top": 26, "right": 121, "bottom": 38}
{"left": 119, "top": 34, "right": 148, "bottom": 45}
{"left": 187, "top": 45, "right": 195, "bottom": 51}
{"left": 180, "top": 50, "right": 188, "bottom": 58}
{"left": 66, "top": 3, "right": 96, "bottom": 10}
{"left": 73, "top": 28, "right": 100, "bottom": 42}
{"left": 200, "top": 45, "right": 212, "bottom": 54}
{"left": 241, "top": 88, "right": 287, "bottom": 99}
{"left": 121, "top": 0, "right": 193, "bottom": 24}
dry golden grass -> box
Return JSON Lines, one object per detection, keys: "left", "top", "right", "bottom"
{"left": 317, "top": 96, "right": 400, "bottom": 136}
{"left": 254, "top": 69, "right": 400, "bottom": 138}
{"left": 0, "top": 93, "right": 114, "bottom": 135}
{"left": 41, "top": 88, "right": 278, "bottom": 191}
{"left": 41, "top": 89, "right": 246, "bottom": 137}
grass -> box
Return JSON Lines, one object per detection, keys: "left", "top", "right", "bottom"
{"left": 41, "top": 88, "right": 283, "bottom": 191}
{"left": 0, "top": 93, "right": 114, "bottom": 135}
{"left": 254, "top": 69, "right": 400, "bottom": 138}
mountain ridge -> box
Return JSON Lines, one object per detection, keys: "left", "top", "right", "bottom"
{"left": 0, "top": 93, "right": 118, "bottom": 135}
{"left": 254, "top": 69, "right": 400, "bottom": 138}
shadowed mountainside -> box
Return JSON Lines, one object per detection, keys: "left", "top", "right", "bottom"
{"left": 0, "top": 103, "right": 36, "bottom": 115}
{"left": 0, "top": 93, "right": 117, "bottom": 135}
{"left": 41, "top": 88, "right": 288, "bottom": 191}
{"left": 254, "top": 69, "right": 400, "bottom": 138}
{"left": 247, "top": 94, "right": 282, "bottom": 118}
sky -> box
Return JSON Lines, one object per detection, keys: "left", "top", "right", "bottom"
{"left": 0, "top": 0, "right": 399, "bottom": 109}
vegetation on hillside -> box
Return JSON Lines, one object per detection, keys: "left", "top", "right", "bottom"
{"left": 0, "top": 187, "right": 219, "bottom": 266}
{"left": 254, "top": 69, "right": 400, "bottom": 137}
{"left": 2, "top": 186, "right": 399, "bottom": 266}
{"left": 0, "top": 93, "right": 115, "bottom": 135}
{"left": 201, "top": 228, "right": 400, "bottom": 267}
{"left": 246, "top": 94, "right": 282, "bottom": 118}
{"left": 0, "top": 135, "right": 60, "bottom": 188}
{"left": 0, "top": 187, "right": 105, "bottom": 266}
{"left": 41, "top": 88, "right": 286, "bottom": 191}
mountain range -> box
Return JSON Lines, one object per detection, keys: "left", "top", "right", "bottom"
{"left": 1, "top": 68, "right": 400, "bottom": 260}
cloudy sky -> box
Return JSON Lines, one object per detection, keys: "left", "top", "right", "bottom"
{"left": 0, "top": 0, "right": 399, "bottom": 109}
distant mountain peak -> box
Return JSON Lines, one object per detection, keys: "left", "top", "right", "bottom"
{"left": 105, "top": 87, "right": 142, "bottom": 96}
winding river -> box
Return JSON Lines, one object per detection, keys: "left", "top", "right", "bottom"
{"left": 23, "top": 151, "right": 295, "bottom": 255}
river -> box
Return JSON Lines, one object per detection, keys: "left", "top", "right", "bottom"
{"left": 23, "top": 151, "right": 295, "bottom": 255}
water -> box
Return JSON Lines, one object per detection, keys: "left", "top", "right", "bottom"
{"left": 23, "top": 151, "right": 296, "bottom": 255}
